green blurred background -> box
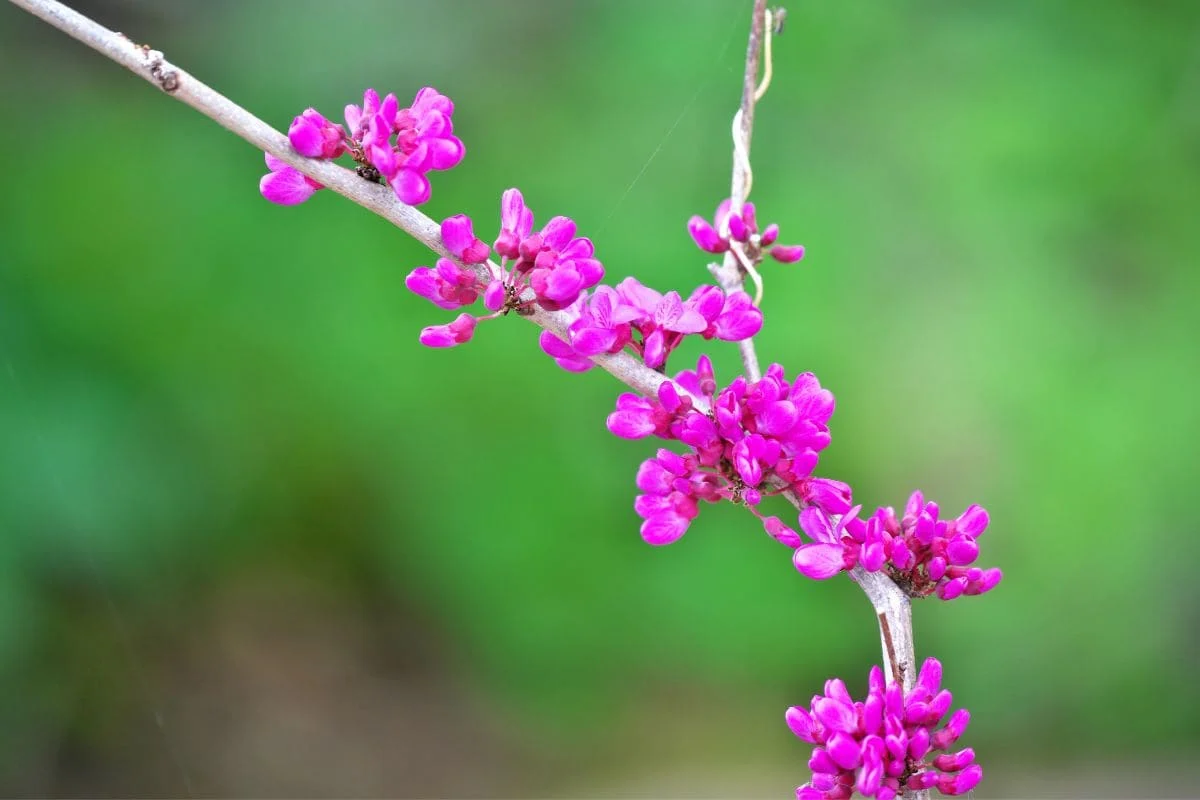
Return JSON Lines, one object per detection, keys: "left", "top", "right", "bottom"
{"left": 2, "top": 0, "right": 1199, "bottom": 796}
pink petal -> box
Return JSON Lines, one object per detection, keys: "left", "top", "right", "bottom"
{"left": 770, "top": 244, "right": 806, "bottom": 263}
{"left": 259, "top": 167, "right": 317, "bottom": 205}
{"left": 812, "top": 697, "right": 858, "bottom": 734}
{"left": 484, "top": 279, "right": 506, "bottom": 311}
{"left": 287, "top": 115, "right": 325, "bottom": 157}
{"left": 427, "top": 135, "right": 465, "bottom": 170}
{"left": 793, "top": 543, "right": 846, "bottom": 579}
{"left": 391, "top": 168, "right": 431, "bottom": 205}
{"left": 957, "top": 504, "right": 989, "bottom": 537}
{"left": 785, "top": 706, "right": 818, "bottom": 743}
{"left": 687, "top": 215, "right": 726, "bottom": 253}
{"left": 640, "top": 513, "right": 690, "bottom": 546}
{"left": 571, "top": 327, "right": 619, "bottom": 355}
{"left": 606, "top": 410, "right": 657, "bottom": 439}
{"left": 799, "top": 506, "right": 836, "bottom": 543}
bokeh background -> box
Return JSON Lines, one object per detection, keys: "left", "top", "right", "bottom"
{"left": 2, "top": 0, "right": 1199, "bottom": 796}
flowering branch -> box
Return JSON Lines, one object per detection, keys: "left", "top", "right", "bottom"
{"left": 13, "top": 0, "right": 997, "bottom": 797}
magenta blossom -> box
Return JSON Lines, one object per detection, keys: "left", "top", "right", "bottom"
{"left": 405, "top": 189, "right": 604, "bottom": 348}
{"left": 259, "top": 153, "right": 323, "bottom": 206}
{"left": 788, "top": 659, "right": 981, "bottom": 800}
{"left": 608, "top": 356, "right": 840, "bottom": 544}
{"left": 789, "top": 494, "right": 1001, "bottom": 601}
{"left": 688, "top": 198, "right": 805, "bottom": 264}
{"left": 260, "top": 86, "right": 463, "bottom": 207}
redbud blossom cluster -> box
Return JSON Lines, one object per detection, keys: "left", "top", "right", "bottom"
{"left": 787, "top": 495, "right": 1002, "bottom": 600}
{"left": 260, "top": 87, "right": 463, "bottom": 206}
{"left": 607, "top": 357, "right": 844, "bottom": 545}
{"left": 405, "top": 188, "right": 604, "bottom": 347}
{"left": 688, "top": 198, "right": 806, "bottom": 264}
{"left": 787, "top": 658, "right": 980, "bottom": 800}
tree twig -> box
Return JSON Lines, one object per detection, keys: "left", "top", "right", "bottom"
{"left": 708, "top": 0, "right": 769, "bottom": 383}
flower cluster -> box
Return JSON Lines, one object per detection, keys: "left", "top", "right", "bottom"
{"left": 405, "top": 188, "right": 603, "bottom": 346}
{"left": 688, "top": 198, "right": 805, "bottom": 264}
{"left": 261, "top": 87, "right": 463, "bottom": 206}
{"left": 538, "top": 278, "right": 762, "bottom": 373}
{"left": 787, "top": 658, "right": 980, "bottom": 800}
{"left": 787, "top": 493, "right": 1002, "bottom": 600}
{"left": 608, "top": 357, "right": 843, "bottom": 545}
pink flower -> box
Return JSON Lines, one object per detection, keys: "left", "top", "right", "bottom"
{"left": 789, "top": 659, "right": 981, "bottom": 799}
{"left": 418, "top": 313, "right": 476, "bottom": 348}
{"left": 441, "top": 215, "right": 491, "bottom": 265}
{"left": 287, "top": 109, "right": 346, "bottom": 159}
{"left": 259, "top": 153, "right": 322, "bottom": 206}
{"left": 405, "top": 258, "right": 480, "bottom": 310}
{"left": 632, "top": 449, "right": 723, "bottom": 545}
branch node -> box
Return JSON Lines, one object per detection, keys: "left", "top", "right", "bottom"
{"left": 141, "top": 45, "right": 180, "bottom": 93}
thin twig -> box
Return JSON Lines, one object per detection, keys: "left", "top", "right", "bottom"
{"left": 709, "top": 0, "right": 770, "bottom": 382}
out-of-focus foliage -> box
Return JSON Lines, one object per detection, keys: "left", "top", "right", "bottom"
{"left": 1, "top": 0, "right": 1198, "bottom": 795}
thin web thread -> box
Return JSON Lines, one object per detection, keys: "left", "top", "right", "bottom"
{"left": 597, "top": 0, "right": 745, "bottom": 233}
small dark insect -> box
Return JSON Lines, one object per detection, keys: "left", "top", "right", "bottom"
{"left": 356, "top": 165, "right": 381, "bottom": 183}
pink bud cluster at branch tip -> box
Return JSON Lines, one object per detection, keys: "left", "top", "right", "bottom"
{"left": 689, "top": 198, "right": 806, "bottom": 264}
{"left": 788, "top": 659, "right": 980, "bottom": 800}
{"left": 788, "top": 493, "right": 1002, "bottom": 600}
{"left": 607, "top": 356, "right": 841, "bottom": 545}
{"left": 261, "top": 87, "right": 463, "bottom": 206}
{"left": 539, "top": 278, "right": 763, "bottom": 373}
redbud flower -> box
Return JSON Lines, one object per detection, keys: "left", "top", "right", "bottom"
{"left": 418, "top": 313, "right": 476, "bottom": 348}
{"left": 405, "top": 258, "right": 480, "bottom": 311}
{"left": 259, "top": 153, "right": 322, "bottom": 206}
{"left": 441, "top": 215, "right": 491, "bottom": 265}
{"left": 788, "top": 659, "right": 981, "bottom": 800}
{"left": 288, "top": 109, "right": 346, "bottom": 159}
{"left": 688, "top": 198, "right": 805, "bottom": 265}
